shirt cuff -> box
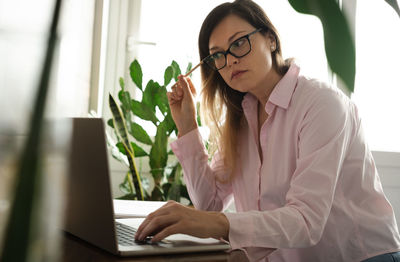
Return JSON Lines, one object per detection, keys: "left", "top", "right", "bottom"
{"left": 170, "top": 128, "right": 206, "bottom": 161}
{"left": 224, "top": 212, "right": 255, "bottom": 249}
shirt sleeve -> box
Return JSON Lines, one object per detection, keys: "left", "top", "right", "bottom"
{"left": 225, "top": 88, "right": 353, "bottom": 252}
{"left": 170, "top": 128, "right": 233, "bottom": 211}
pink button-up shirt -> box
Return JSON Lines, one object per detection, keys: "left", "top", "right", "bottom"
{"left": 170, "top": 64, "right": 400, "bottom": 262}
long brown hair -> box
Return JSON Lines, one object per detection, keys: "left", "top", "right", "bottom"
{"left": 198, "top": 0, "right": 290, "bottom": 179}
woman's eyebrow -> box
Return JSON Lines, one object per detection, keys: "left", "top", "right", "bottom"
{"left": 209, "top": 30, "right": 247, "bottom": 52}
{"left": 228, "top": 30, "right": 246, "bottom": 43}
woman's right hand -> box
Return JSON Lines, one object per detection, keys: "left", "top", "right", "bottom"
{"left": 166, "top": 75, "right": 198, "bottom": 137}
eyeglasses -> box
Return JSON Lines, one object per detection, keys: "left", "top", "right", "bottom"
{"left": 203, "top": 28, "right": 262, "bottom": 71}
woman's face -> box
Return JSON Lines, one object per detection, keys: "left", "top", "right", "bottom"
{"left": 208, "top": 15, "right": 276, "bottom": 94}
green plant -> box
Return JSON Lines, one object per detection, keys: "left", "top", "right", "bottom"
{"left": 108, "top": 59, "right": 194, "bottom": 203}
{"left": 109, "top": 93, "right": 145, "bottom": 200}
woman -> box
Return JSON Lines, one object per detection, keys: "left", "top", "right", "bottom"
{"left": 135, "top": 0, "right": 400, "bottom": 261}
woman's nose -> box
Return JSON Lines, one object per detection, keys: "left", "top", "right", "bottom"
{"left": 226, "top": 53, "right": 239, "bottom": 67}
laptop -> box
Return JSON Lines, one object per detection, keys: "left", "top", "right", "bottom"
{"left": 64, "top": 117, "right": 230, "bottom": 256}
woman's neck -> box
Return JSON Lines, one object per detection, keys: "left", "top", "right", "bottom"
{"left": 251, "top": 68, "right": 283, "bottom": 108}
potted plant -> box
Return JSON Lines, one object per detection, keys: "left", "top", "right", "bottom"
{"left": 108, "top": 59, "right": 198, "bottom": 204}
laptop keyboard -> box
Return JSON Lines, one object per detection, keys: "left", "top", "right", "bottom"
{"left": 115, "top": 221, "right": 155, "bottom": 246}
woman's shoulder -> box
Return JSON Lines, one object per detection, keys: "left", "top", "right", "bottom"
{"left": 293, "top": 75, "right": 352, "bottom": 110}
{"left": 286, "top": 75, "right": 358, "bottom": 129}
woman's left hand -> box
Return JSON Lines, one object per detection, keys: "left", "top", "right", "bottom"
{"left": 134, "top": 201, "right": 230, "bottom": 243}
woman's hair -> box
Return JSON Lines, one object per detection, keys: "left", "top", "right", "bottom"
{"left": 198, "top": 0, "right": 290, "bottom": 180}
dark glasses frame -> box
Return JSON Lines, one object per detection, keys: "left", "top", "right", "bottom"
{"left": 203, "top": 28, "right": 263, "bottom": 71}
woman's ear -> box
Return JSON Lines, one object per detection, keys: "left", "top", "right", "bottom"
{"left": 267, "top": 33, "right": 277, "bottom": 52}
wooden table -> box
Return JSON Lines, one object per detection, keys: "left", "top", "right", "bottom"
{"left": 61, "top": 232, "right": 249, "bottom": 262}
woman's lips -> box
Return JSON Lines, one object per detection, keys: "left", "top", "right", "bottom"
{"left": 231, "top": 70, "right": 247, "bottom": 80}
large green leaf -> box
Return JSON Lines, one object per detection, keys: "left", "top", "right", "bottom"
{"left": 185, "top": 62, "right": 193, "bottom": 76}
{"left": 131, "top": 99, "right": 158, "bottom": 125}
{"left": 385, "top": 0, "right": 400, "bottom": 18}
{"left": 142, "top": 80, "right": 161, "bottom": 112}
{"left": 119, "top": 77, "right": 125, "bottom": 90}
{"left": 131, "top": 142, "right": 148, "bottom": 157}
{"left": 129, "top": 122, "right": 153, "bottom": 145}
{"left": 118, "top": 89, "right": 132, "bottom": 113}
{"left": 288, "top": 0, "right": 355, "bottom": 93}
{"left": 163, "top": 111, "right": 176, "bottom": 135}
{"left": 118, "top": 89, "right": 133, "bottom": 132}
{"left": 118, "top": 78, "right": 135, "bottom": 133}
{"left": 129, "top": 59, "right": 143, "bottom": 91}
{"left": 116, "top": 141, "right": 125, "bottom": 154}
{"left": 109, "top": 94, "right": 132, "bottom": 150}
{"left": 164, "top": 66, "right": 173, "bottom": 86}
{"left": 155, "top": 85, "right": 169, "bottom": 114}
{"left": 116, "top": 141, "right": 148, "bottom": 157}
{"left": 149, "top": 122, "right": 168, "bottom": 182}
{"left": 107, "top": 118, "right": 114, "bottom": 128}
{"left": 171, "top": 60, "right": 181, "bottom": 81}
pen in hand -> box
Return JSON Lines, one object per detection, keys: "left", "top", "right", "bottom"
{"left": 171, "top": 60, "right": 203, "bottom": 89}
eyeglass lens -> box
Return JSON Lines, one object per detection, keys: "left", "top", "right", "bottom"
{"left": 207, "top": 36, "right": 251, "bottom": 70}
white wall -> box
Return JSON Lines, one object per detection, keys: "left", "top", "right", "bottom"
{"left": 373, "top": 151, "right": 400, "bottom": 226}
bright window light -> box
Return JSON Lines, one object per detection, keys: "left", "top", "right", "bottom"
{"left": 352, "top": 0, "right": 400, "bottom": 152}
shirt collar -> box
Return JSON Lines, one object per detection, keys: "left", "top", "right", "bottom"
{"left": 268, "top": 62, "right": 300, "bottom": 110}
{"left": 241, "top": 63, "right": 300, "bottom": 112}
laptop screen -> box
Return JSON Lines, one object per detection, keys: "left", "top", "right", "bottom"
{"left": 65, "top": 118, "right": 118, "bottom": 254}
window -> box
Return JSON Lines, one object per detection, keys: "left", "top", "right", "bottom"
{"left": 351, "top": 1, "right": 400, "bottom": 223}
{"left": 0, "top": 0, "right": 54, "bottom": 131}
{"left": 0, "top": 0, "right": 95, "bottom": 123}
{"left": 53, "top": 0, "right": 96, "bottom": 117}
{"left": 352, "top": 0, "right": 400, "bottom": 152}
